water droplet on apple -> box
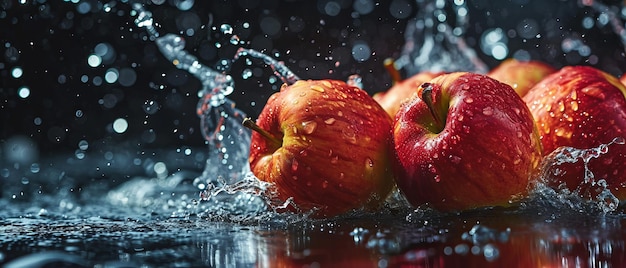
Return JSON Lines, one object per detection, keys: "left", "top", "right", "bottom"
{"left": 462, "top": 84, "right": 470, "bottom": 90}
{"left": 292, "top": 176, "right": 298, "bottom": 181}
{"left": 299, "top": 91, "right": 307, "bottom": 97}
{"left": 291, "top": 159, "right": 299, "bottom": 171}
{"left": 310, "top": 85, "right": 325, "bottom": 93}
{"left": 482, "top": 107, "right": 493, "bottom": 116}
{"left": 366, "top": 157, "right": 374, "bottom": 168}
{"left": 322, "top": 180, "right": 329, "bottom": 189}
{"left": 558, "top": 100, "right": 565, "bottom": 112}
{"left": 554, "top": 127, "right": 573, "bottom": 139}
{"left": 449, "top": 155, "right": 461, "bottom": 164}
{"left": 339, "top": 172, "right": 345, "bottom": 180}
{"left": 464, "top": 97, "right": 474, "bottom": 103}
{"left": 582, "top": 87, "right": 606, "bottom": 100}
{"left": 513, "top": 156, "right": 522, "bottom": 165}
{"left": 324, "top": 118, "right": 336, "bottom": 125}
{"left": 428, "top": 163, "right": 437, "bottom": 174}
{"left": 321, "top": 80, "right": 333, "bottom": 88}
{"left": 331, "top": 155, "right": 339, "bottom": 164}
{"left": 463, "top": 125, "right": 470, "bottom": 133}
{"left": 342, "top": 128, "right": 357, "bottom": 144}
{"left": 570, "top": 100, "right": 579, "bottom": 111}
{"left": 337, "top": 111, "right": 344, "bottom": 117}
{"left": 434, "top": 175, "right": 441, "bottom": 182}
{"left": 545, "top": 103, "right": 552, "bottom": 113}
{"left": 302, "top": 121, "right": 318, "bottom": 134}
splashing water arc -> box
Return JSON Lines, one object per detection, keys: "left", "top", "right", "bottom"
{"left": 131, "top": 3, "right": 317, "bottom": 219}
{"left": 527, "top": 137, "right": 626, "bottom": 214}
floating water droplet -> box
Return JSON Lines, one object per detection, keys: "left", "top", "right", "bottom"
{"left": 220, "top": 24, "right": 233, "bottom": 34}
{"left": 346, "top": 74, "right": 363, "bottom": 88}
{"left": 229, "top": 35, "right": 240, "bottom": 45}
{"left": 143, "top": 100, "right": 159, "bottom": 114}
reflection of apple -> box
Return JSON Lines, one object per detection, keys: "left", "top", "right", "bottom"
{"left": 373, "top": 71, "right": 443, "bottom": 117}
{"left": 487, "top": 59, "right": 556, "bottom": 97}
{"left": 393, "top": 72, "right": 543, "bottom": 211}
{"left": 245, "top": 79, "right": 396, "bottom": 218}
{"left": 523, "top": 66, "right": 626, "bottom": 199}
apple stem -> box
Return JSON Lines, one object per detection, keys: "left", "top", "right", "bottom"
{"left": 242, "top": 118, "right": 282, "bottom": 147}
{"left": 420, "top": 83, "right": 443, "bottom": 124}
{"left": 384, "top": 58, "right": 402, "bottom": 85}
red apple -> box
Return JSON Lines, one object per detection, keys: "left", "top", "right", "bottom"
{"left": 487, "top": 59, "right": 556, "bottom": 97}
{"left": 245, "top": 79, "right": 396, "bottom": 218}
{"left": 373, "top": 71, "right": 443, "bottom": 117}
{"left": 523, "top": 66, "right": 626, "bottom": 199}
{"left": 393, "top": 72, "right": 543, "bottom": 211}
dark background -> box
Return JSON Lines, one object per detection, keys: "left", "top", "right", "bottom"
{"left": 1, "top": 0, "right": 625, "bottom": 159}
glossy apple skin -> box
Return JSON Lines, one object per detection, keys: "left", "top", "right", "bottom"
{"left": 523, "top": 66, "right": 626, "bottom": 199}
{"left": 393, "top": 72, "right": 543, "bottom": 211}
{"left": 373, "top": 72, "right": 443, "bottom": 117}
{"left": 249, "top": 79, "right": 396, "bottom": 218}
{"left": 487, "top": 59, "right": 556, "bottom": 97}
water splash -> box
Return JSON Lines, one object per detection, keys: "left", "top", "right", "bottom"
{"left": 525, "top": 137, "right": 625, "bottom": 214}
{"left": 394, "top": 0, "right": 488, "bottom": 75}
{"left": 234, "top": 48, "right": 300, "bottom": 85}
{"left": 132, "top": 3, "right": 260, "bottom": 219}
{"left": 131, "top": 3, "right": 307, "bottom": 222}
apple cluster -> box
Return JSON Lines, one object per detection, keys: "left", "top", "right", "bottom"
{"left": 245, "top": 59, "right": 626, "bottom": 217}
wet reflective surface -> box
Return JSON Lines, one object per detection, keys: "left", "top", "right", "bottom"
{"left": 2, "top": 0, "right": 626, "bottom": 267}
{"left": 3, "top": 195, "right": 626, "bottom": 267}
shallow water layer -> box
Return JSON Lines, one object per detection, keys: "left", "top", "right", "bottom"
{"left": 2, "top": 201, "right": 626, "bottom": 267}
